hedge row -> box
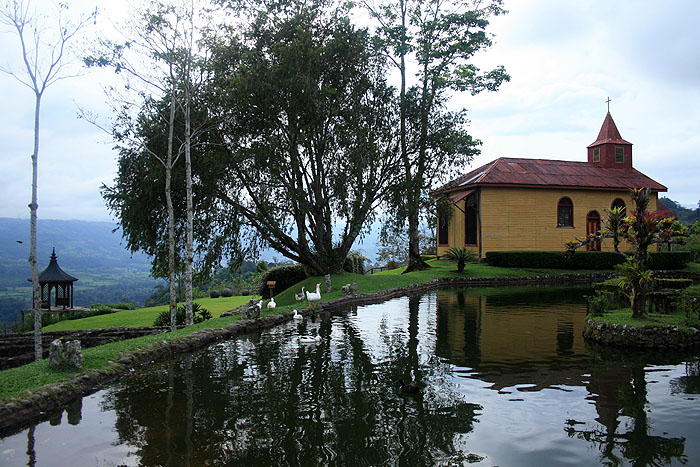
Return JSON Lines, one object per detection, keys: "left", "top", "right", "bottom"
{"left": 648, "top": 251, "right": 692, "bottom": 270}
{"left": 485, "top": 251, "right": 690, "bottom": 270}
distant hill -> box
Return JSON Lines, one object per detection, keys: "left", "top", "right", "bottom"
{"left": 0, "top": 218, "right": 161, "bottom": 325}
{"left": 659, "top": 198, "right": 700, "bottom": 225}
{"left": 0, "top": 216, "right": 389, "bottom": 327}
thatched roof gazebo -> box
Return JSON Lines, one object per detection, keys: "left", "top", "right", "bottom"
{"left": 28, "top": 248, "right": 79, "bottom": 310}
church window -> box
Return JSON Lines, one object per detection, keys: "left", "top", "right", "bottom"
{"left": 438, "top": 215, "right": 449, "bottom": 245}
{"left": 615, "top": 147, "right": 624, "bottom": 163}
{"left": 557, "top": 197, "right": 574, "bottom": 227}
{"left": 464, "top": 194, "right": 478, "bottom": 245}
{"left": 593, "top": 148, "right": 600, "bottom": 162}
{"left": 611, "top": 198, "right": 626, "bottom": 214}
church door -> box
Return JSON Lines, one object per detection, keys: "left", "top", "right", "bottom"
{"left": 586, "top": 211, "right": 601, "bottom": 251}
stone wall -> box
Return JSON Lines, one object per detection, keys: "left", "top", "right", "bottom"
{"left": 583, "top": 318, "right": 700, "bottom": 351}
{"left": 0, "top": 327, "right": 171, "bottom": 370}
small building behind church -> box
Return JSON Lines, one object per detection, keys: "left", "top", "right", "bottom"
{"left": 434, "top": 111, "right": 671, "bottom": 258}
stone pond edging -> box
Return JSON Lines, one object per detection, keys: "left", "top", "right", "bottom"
{"left": 0, "top": 270, "right": 689, "bottom": 434}
{"left": 583, "top": 318, "right": 700, "bottom": 351}
{"left": 0, "top": 312, "right": 304, "bottom": 434}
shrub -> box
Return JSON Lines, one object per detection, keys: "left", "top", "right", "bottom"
{"left": 256, "top": 264, "right": 307, "bottom": 298}
{"left": 153, "top": 303, "right": 211, "bottom": 327}
{"left": 221, "top": 288, "right": 233, "bottom": 297}
{"left": 102, "top": 302, "right": 135, "bottom": 310}
{"left": 343, "top": 252, "right": 368, "bottom": 275}
{"left": 672, "top": 286, "right": 700, "bottom": 327}
{"left": 386, "top": 260, "right": 401, "bottom": 270}
{"left": 568, "top": 252, "right": 625, "bottom": 270}
{"left": 485, "top": 250, "right": 688, "bottom": 271}
{"left": 442, "top": 247, "right": 478, "bottom": 273}
{"left": 648, "top": 251, "right": 691, "bottom": 270}
{"left": 585, "top": 289, "right": 621, "bottom": 316}
{"left": 90, "top": 303, "right": 115, "bottom": 313}
{"left": 209, "top": 289, "right": 220, "bottom": 298}
{"left": 485, "top": 251, "right": 568, "bottom": 269}
{"left": 653, "top": 278, "right": 693, "bottom": 290}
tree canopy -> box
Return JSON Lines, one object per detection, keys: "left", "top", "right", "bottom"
{"left": 102, "top": 0, "right": 508, "bottom": 278}
{"left": 196, "top": 4, "right": 402, "bottom": 275}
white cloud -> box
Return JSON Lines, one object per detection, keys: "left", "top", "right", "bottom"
{"left": 458, "top": 0, "right": 700, "bottom": 206}
{"left": 1, "top": 0, "right": 698, "bottom": 224}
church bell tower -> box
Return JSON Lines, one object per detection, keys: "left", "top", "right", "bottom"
{"left": 587, "top": 111, "right": 633, "bottom": 169}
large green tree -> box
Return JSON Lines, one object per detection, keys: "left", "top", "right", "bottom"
{"left": 196, "top": 3, "right": 402, "bottom": 275}
{"left": 365, "top": 0, "right": 509, "bottom": 272}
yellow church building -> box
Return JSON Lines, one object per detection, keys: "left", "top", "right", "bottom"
{"left": 434, "top": 111, "right": 672, "bottom": 258}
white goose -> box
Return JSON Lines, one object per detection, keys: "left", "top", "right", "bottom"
{"left": 267, "top": 297, "right": 276, "bottom": 311}
{"left": 292, "top": 309, "right": 303, "bottom": 320}
{"left": 305, "top": 283, "right": 322, "bottom": 306}
{"left": 295, "top": 287, "right": 305, "bottom": 302}
{"left": 298, "top": 334, "right": 322, "bottom": 344}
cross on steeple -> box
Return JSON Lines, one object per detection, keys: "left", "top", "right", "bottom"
{"left": 605, "top": 96, "right": 611, "bottom": 112}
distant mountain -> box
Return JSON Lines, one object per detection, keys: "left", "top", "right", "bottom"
{"left": 0, "top": 216, "right": 389, "bottom": 326}
{"left": 659, "top": 198, "right": 700, "bottom": 225}
{"left": 0, "top": 218, "right": 161, "bottom": 325}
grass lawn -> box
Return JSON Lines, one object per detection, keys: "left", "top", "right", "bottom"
{"left": 40, "top": 259, "right": 593, "bottom": 332}
{"left": 28, "top": 259, "right": 700, "bottom": 333}
{"left": 270, "top": 258, "right": 608, "bottom": 309}
{"left": 43, "top": 295, "right": 251, "bottom": 331}
{"left": 0, "top": 312, "right": 250, "bottom": 401}
{"left": 592, "top": 307, "right": 697, "bottom": 330}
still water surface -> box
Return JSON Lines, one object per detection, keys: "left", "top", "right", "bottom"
{"left": 1, "top": 286, "right": 699, "bottom": 466}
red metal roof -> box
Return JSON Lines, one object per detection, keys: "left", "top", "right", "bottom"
{"left": 436, "top": 157, "right": 667, "bottom": 194}
{"left": 587, "top": 112, "right": 631, "bottom": 147}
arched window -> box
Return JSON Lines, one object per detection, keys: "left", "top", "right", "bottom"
{"left": 557, "top": 197, "right": 574, "bottom": 227}
{"left": 464, "top": 194, "right": 478, "bottom": 245}
{"left": 611, "top": 198, "right": 626, "bottom": 214}
{"left": 438, "top": 215, "right": 449, "bottom": 245}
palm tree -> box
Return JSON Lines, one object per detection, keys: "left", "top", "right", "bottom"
{"left": 442, "top": 247, "right": 478, "bottom": 273}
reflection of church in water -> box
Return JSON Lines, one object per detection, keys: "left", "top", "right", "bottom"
{"left": 433, "top": 289, "right": 687, "bottom": 465}
{"left": 433, "top": 288, "right": 587, "bottom": 391}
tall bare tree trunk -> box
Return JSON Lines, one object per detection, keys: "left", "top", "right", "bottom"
{"left": 184, "top": 82, "right": 194, "bottom": 326}
{"left": 2, "top": 1, "right": 95, "bottom": 359}
{"left": 166, "top": 84, "right": 178, "bottom": 331}
{"left": 183, "top": 6, "right": 195, "bottom": 327}
{"left": 31, "top": 92, "right": 42, "bottom": 360}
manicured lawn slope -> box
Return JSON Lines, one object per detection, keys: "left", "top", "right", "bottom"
{"left": 43, "top": 296, "right": 251, "bottom": 331}
{"left": 45, "top": 259, "right": 530, "bottom": 331}
{"left": 0, "top": 313, "right": 248, "bottom": 400}
{"left": 37, "top": 259, "right": 700, "bottom": 331}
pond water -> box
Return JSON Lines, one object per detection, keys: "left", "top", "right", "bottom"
{"left": 2, "top": 286, "right": 699, "bottom": 466}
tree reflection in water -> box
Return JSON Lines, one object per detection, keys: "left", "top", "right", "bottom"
{"left": 567, "top": 349, "right": 692, "bottom": 465}
{"left": 101, "top": 296, "right": 482, "bottom": 465}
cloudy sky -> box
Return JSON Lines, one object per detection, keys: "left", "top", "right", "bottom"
{"left": 1, "top": 0, "right": 698, "bottom": 225}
